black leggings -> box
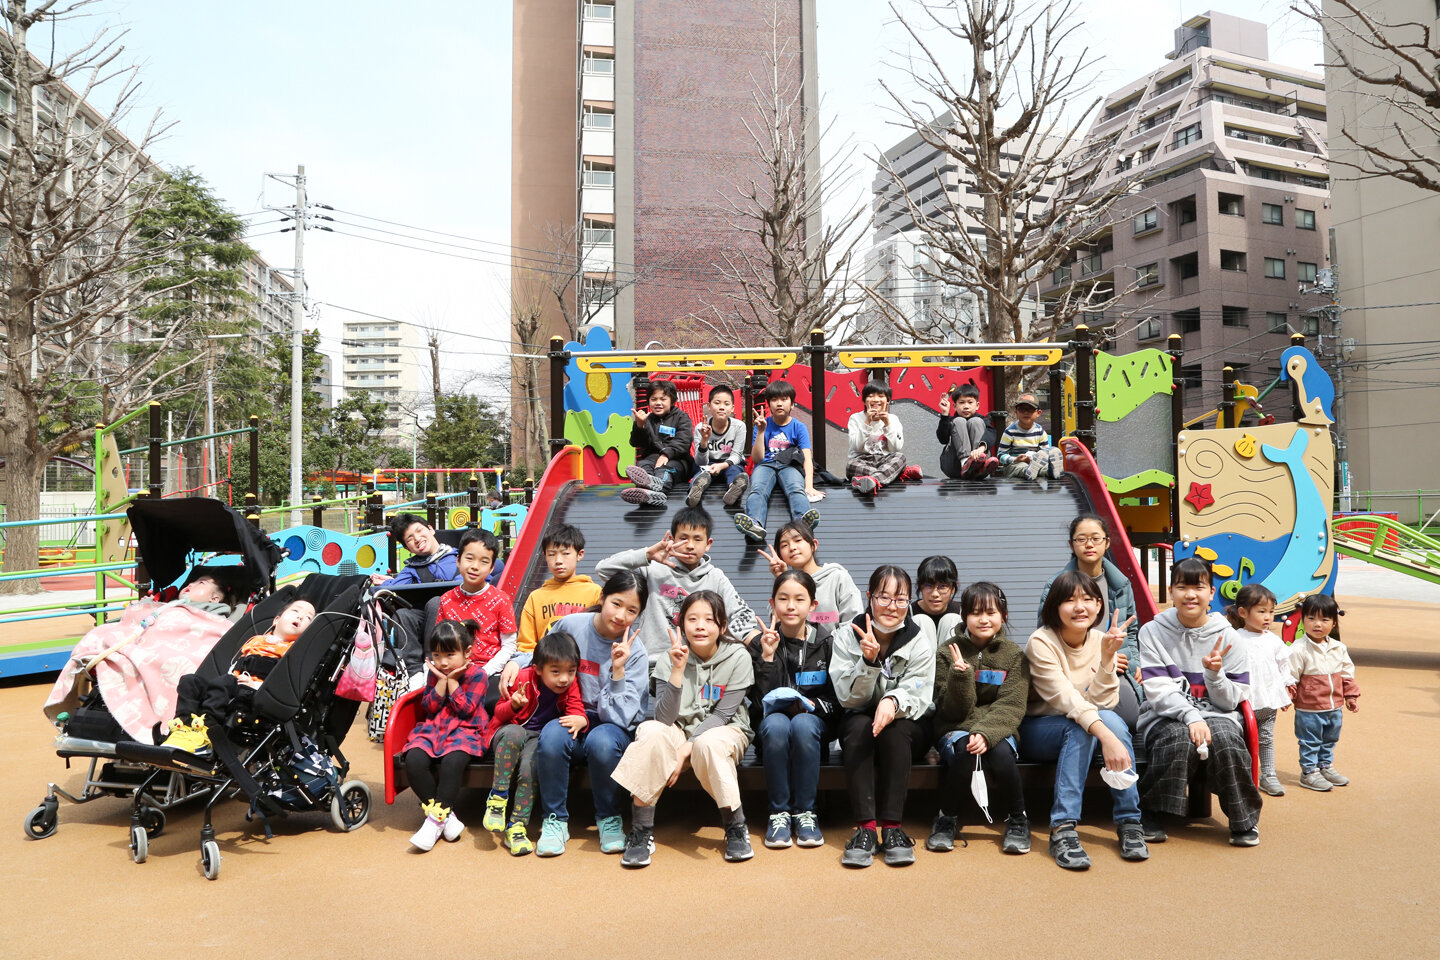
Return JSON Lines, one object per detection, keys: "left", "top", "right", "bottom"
{"left": 840, "top": 713, "right": 927, "bottom": 823}
{"left": 404, "top": 748, "right": 479, "bottom": 809}
{"left": 941, "top": 734, "right": 1024, "bottom": 822}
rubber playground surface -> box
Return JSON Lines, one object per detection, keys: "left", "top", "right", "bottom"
{"left": 2, "top": 588, "right": 1437, "bottom": 960}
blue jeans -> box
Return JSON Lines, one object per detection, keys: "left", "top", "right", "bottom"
{"left": 745, "top": 462, "right": 808, "bottom": 528}
{"left": 535, "top": 719, "right": 632, "bottom": 821}
{"left": 758, "top": 712, "right": 827, "bottom": 814}
{"left": 1020, "top": 711, "right": 1140, "bottom": 827}
{"left": 1294, "top": 709, "right": 1342, "bottom": 771}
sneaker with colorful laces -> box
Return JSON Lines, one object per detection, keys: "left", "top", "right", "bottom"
{"left": 482, "top": 792, "right": 508, "bottom": 833}
{"left": 536, "top": 814, "right": 569, "bottom": 856}
{"left": 503, "top": 821, "right": 533, "bottom": 856}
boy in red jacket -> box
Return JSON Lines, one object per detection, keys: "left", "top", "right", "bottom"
{"left": 482, "top": 631, "right": 588, "bottom": 855}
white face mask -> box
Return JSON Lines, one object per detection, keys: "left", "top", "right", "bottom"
{"left": 971, "top": 754, "right": 992, "bottom": 824}
{"left": 1099, "top": 767, "right": 1139, "bottom": 791}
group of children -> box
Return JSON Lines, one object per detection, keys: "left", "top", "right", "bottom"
{"left": 395, "top": 502, "right": 1360, "bottom": 870}
{"left": 619, "top": 376, "right": 1068, "bottom": 548}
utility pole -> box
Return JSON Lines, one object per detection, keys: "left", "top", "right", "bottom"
{"left": 1302, "top": 226, "right": 1348, "bottom": 511}
{"left": 289, "top": 165, "right": 307, "bottom": 525}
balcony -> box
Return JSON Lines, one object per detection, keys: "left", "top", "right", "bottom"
{"left": 581, "top": 128, "right": 614, "bottom": 158}
{"left": 581, "top": 18, "right": 614, "bottom": 47}
{"left": 581, "top": 185, "right": 614, "bottom": 216}
{"left": 581, "top": 72, "right": 614, "bottom": 103}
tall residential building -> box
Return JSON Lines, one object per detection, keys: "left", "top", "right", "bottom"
{"left": 341, "top": 319, "right": 428, "bottom": 442}
{"left": 511, "top": 0, "right": 819, "bottom": 353}
{"left": 1039, "top": 12, "right": 1331, "bottom": 417}
{"left": 1324, "top": 0, "right": 1440, "bottom": 518}
{"left": 314, "top": 352, "right": 335, "bottom": 410}
{"left": 238, "top": 255, "right": 295, "bottom": 347}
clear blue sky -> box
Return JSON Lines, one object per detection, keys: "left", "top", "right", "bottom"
{"left": 48, "top": 0, "right": 1319, "bottom": 390}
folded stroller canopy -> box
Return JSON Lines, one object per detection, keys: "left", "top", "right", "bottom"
{"left": 128, "top": 498, "right": 284, "bottom": 596}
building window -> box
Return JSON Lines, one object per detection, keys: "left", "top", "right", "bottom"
{"left": 1180, "top": 363, "right": 1203, "bottom": 389}
{"left": 1176, "top": 308, "right": 1201, "bottom": 333}
{"left": 1173, "top": 195, "right": 1198, "bottom": 225}
{"left": 1173, "top": 123, "right": 1202, "bottom": 147}
{"left": 1296, "top": 208, "right": 1316, "bottom": 230}
{"left": 1305, "top": 315, "right": 1320, "bottom": 336}
{"left": 1134, "top": 209, "right": 1159, "bottom": 234}
{"left": 1172, "top": 252, "right": 1199, "bottom": 280}
{"left": 1220, "top": 249, "right": 1247, "bottom": 272}
{"left": 582, "top": 54, "right": 615, "bottom": 75}
{"left": 582, "top": 163, "right": 615, "bottom": 187}
{"left": 1298, "top": 261, "right": 1318, "bottom": 282}
{"left": 1218, "top": 192, "right": 1245, "bottom": 217}
{"left": 1267, "top": 312, "right": 1289, "bottom": 333}
{"left": 1138, "top": 316, "right": 1163, "bottom": 340}
{"left": 582, "top": 220, "right": 614, "bottom": 245}
{"left": 1264, "top": 257, "right": 1286, "bottom": 279}
{"left": 1223, "top": 305, "right": 1249, "bottom": 327}
{"left": 1155, "top": 69, "right": 1191, "bottom": 95}
{"left": 1262, "top": 203, "right": 1284, "bottom": 225}
{"left": 582, "top": 108, "right": 614, "bottom": 129}
{"left": 582, "top": 1, "right": 614, "bottom": 19}
{"left": 1136, "top": 263, "right": 1160, "bottom": 287}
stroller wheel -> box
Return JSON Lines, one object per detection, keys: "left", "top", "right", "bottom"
{"left": 139, "top": 807, "right": 166, "bottom": 838}
{"left": 130, "top": 825, "right": 148, "bottom": 864}
{"left": 330, "top": 780, "right": 372, "bottom": 832}
{"left": 23, "top": 803, "right": 58, "bottom": 841}
{"left": 200, "top": 840, "right": 221, "bottom": 880}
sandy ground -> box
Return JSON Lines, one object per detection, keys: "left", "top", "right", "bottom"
{"left": 1, "top": 592, "right": 1437, "bottom": 960}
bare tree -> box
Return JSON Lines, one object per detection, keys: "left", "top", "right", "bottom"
{"left": 507, "top": 266, "right": 551, "bottom": 479}
{"left": 0, "top": 2, "right": 201, "bottom": 592}
{"left": 873, "top": 0, "right": 1142, "bottom": 349}
{"left": 693, "top": 5, "right": 867, "bottom": 348}
{"left": 1297, "top": 0, "right": 1440, "bottom": 193}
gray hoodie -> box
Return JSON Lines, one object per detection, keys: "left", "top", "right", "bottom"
{"left": 1137, "top": 608, "right": 1250, "bottom": 740}
{"left": 594, "top": 549, "right": 761, "bottom": 656}
{"left": 809, "top": 562, "right": 863, "bottom": 629}
{"left": 653, "top": 640, "right": 754, "bottom": 742}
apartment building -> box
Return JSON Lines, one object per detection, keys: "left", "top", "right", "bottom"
{"left": 1039, "top": 12, "right": 1332, "bottom": 417}
{"left": 341, "top": 318, "right": 428, "bottom": 442}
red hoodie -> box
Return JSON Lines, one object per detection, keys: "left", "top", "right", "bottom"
{"left": 484, "top": 665, "right": 586, "bottom": 740}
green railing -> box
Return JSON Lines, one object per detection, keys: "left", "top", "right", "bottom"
{"left": 1337, "top": 490, "right": 1440, "bottom": 532}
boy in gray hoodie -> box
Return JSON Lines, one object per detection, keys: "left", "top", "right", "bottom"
{"left": 1136, "top": 557, "right": 1262, "bottom": 847}
{"left": 594, "top": 506, "right": 762, "bottom": 657}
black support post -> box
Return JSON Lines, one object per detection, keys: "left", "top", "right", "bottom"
{"left": 1048, "top": 368, "right": 1064, "bottom": 441}
{"left": 311, "top": 494, "right": 324, "bottom": 529}
{"left": 1220, "top": 365, "right": 1238, "bottom": 429}
{"left": 548, "top": 336, "right": 568, "bottom": 455}
{"left": 808, "top": 329, "right": 827, "bottom": 473}
{"left": 1073, "top": 325, "right": 1096, "bottom": 453}
{"left": 247, "top": 415, "right": 260, "bottom": 506}
{"left": 468, "top": 475, "right": 480, "bottom": 528}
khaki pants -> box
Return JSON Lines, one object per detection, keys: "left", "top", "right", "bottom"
{"left": 611, "top": 720, "right": 748, "bottom": 810}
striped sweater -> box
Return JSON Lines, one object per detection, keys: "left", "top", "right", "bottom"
{"left": 997, "top": 421, "right": 1051, "bottom": 464}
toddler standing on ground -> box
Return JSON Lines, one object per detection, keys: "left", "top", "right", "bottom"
{"left": 1286, "top": 594, "right": 1358, "bottom": 792}
{"left": 1227, "top": 584, "right": 1291, "bottom": 796}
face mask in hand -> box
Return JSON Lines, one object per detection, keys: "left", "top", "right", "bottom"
{"left": 1099, "top": 767, "right": 1139, "bottom": 791}
{"left": 971, "top": 754, "right": 993, "bottom": 824}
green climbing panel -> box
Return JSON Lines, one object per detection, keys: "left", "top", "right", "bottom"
{"left": 1096, "top": 349, "right": 1174, "bottom": 422}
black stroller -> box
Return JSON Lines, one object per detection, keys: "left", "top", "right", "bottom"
{"left": 116, "top": 571, "right": 375, "bottom": 879}
{"left": 28, "top": 498, "right": 283, "bottom": 843}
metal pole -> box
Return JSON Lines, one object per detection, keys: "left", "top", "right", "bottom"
{"left": 1220, "top": 365, "right": 1237, "bottom": 429}
{"left": 288, "top": 164, "right": 307, "bottom": 526}
{"left": 205, "top": 343, "right": 216, "bottom": 490}
{"left": 147, "top": 401, "right": 162, "bottom": 499}
{"left": 808, "top": 329, "right": 826, "bottom": 473}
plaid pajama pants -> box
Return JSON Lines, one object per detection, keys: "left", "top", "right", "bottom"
{"left": 1139, "top": 716, "right": 1262, "bottom": 831}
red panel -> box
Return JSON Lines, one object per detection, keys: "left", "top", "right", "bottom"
{"left": 778, "top": 364, "right": 998, "bottom": 429}
{"left": 582, "top": 447, "right": 622, "bottom": 485}
{"left": 1061, "top": 437, "right": 1159, "bottom": 623}
{"left": 383, "top": 689, "right": 421, "bottom": 804}
{"left": 321, "top": 542, "right": 342, "bottom": 566}
{"left": 498, "top": 446, "right": 582, "bottom": 601}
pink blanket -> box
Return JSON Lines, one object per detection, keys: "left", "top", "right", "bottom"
{"left": 44, "top": 600, "right": 234, "bottom": 743}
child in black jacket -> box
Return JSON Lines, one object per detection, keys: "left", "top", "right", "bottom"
{"left": 754, "top": 569, "right": 841, "bottom": 851}
{"left": 623, "top": 378, "right": 696, "bottom": 507}
{"left": 936, "top": 382, "right": 1005, "bottom": 479}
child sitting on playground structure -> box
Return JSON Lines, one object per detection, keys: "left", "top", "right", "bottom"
{"left": 735, "top": 379, "right": 822, "bottom": 542}
{"left": 162, "top": 597, "right": 318, "bottom": 753}
{"left": 998, "top": 393, "right": 1065, "bottom": 481}
{"left": 686, "top": 383, "right": 749, "bottom": 508}
{"left": 623, "top": 378, "right": 696, "bottom": 507}
{"left": 371, "top": 513, "right": 458, "bottom": 587}
{"left": 504, "top": 524, "right": 601, "bottom": 694}
{"left": 758, "top": 520, "right": 863, "bottom": 628}
{"left": 424, "top": 529, "right": 517, "bottom": 700}
{"left": 936, "top": 382, "right": 1001, "bottom": 479}
{"left": 595, "top": 506, "right": 761, "bottom": 655}
{"left": 1287, "top": 593, "right": 1359, "bottom": 793}
{"left": 847, "top": 380, "right": 922, "bottom": 494}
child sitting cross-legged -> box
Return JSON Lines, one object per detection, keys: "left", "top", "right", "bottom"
{"left": 611, "top": 590, "right": 756, "bottom": 867}
{"left": 847, "top": 380, "right": 922, "bottom": 494}
{"left": 481, "top": 630, "right": 587, "bottom": 856}
{"left": 998, "top": 392, "right": 1064, "bottom": 481}
{"left": 403, "top": 620, "right": 491, "bottom": 852}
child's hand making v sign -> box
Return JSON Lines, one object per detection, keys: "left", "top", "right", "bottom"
{"left": 1101, "top": 610, "right": 1137, "bottom": 676}
{"left": 1189, "top": 637, "right": 1233, "bottom": 748}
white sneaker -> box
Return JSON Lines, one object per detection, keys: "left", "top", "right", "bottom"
{"left": 410, "top": 815, "right": 443, "bottom": 851}
{"left": 442, "top": 813, "right": 465, "bottom": 842}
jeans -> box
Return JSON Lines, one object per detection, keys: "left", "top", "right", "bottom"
{"left": 937, "top": 731, "right": 1024, "bottom": 821}
{"left": 1294, "top": 708, "right": 1342, "bottom": 772}
{"left": 758, "top": 712, "right": 827, "bottom": 814}
{"left": 534, "top": 719, "right": 633, "bottom": 821}
{"left": 693, "top": 463, "right": 745, "bottom": 485}
{"left": 1020, "top": 711, "right": 1140, "bottom": 827}
{"left": 745, "top": 462, "right": 809, "bottom": 528}
{"left": 635, "top": 453, "right": 683, "bottom": 492}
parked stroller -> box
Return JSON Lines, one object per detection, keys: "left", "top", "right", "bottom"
{"left": 115, "top": 571, "right": 376, "bottom": 879}
{"left": 28, "top": 497, "right": 283, "bottom": 842}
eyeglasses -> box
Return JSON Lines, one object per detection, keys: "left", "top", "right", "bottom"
{"left": 1071, "top": 535, "right": 1109, "bottom": 546}
{"left": 872, "top": 595, "right": 911, "bottom": 608}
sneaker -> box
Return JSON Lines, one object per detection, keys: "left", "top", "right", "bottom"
{"left": 441, "top": 812, "right": 465, "bottom": 842}
{"left": 900, "top": 464, "right": 923, "bottom": 481}
{"left": 596, "top": 815, "right": 626, "bottom": 854}
{"left": 162, "top": 715, "right": 212, "bottom": 755}
{"left": 621, "top": 826, "right": 654, "bottom": 867}
{"left": 722, "top": 475, "right": 749, "bottom": 507}
{"left": 1002, "top": 814, "right": 1031, "bottom": 854}
{"left": 1048, "top": 822, "right": 1090, "bottom": 871}
{"left": 792, "top": 811, "right": 823, "bottom": 847}
{"left": 1319, "top": 766, "right": 1350, "bottom": 786}
{"left": 852, "top": 475, "right": 879, "bottom": 495}
{"left": 961, "top": 456, "right": 983, "bottom": 479}
{"left": 1117, "top": 820, "right": 1150, "bottom": 861}
{"left": 734, "top": 514, "right": 767, "bottom": 543}
{"left": 764, "top": 813, "right": 792, "bottom": 849}
{"left": 1024, "top": 453, "right": 1045, "bottom": 481}
{"left": 723, "top": 823, "right": 755, "bottom": 862}
{"left": 1299, "top": 769, "right": 1333, "bottom": 792}
{"left": 625, "top": 465, "right": 663, "bottom": 491}
{"left": 1046, "top": 446, "right": 1066, "bottom": 479}
{"left": 1259, "top": 775, "right": 1286, "bottom": 797}
{"left": 925, "top": 814, "right": 957, "bottom": 852}
{"left": 503, "top": 822, "right": 534, "bottom": 856}
{"left": 409, "top": 802, "right": 445, "bottom": 852}
{"left": 1229, "top": 825, "right": 1261, "bottom": 847}
{"left": 1140, "top": 815, "right": 1169, "bottom": 843}
{"left": 841, "top": 826, "right": 878, "bottom": 868}
{"left": 685, "top": 471, "right": 712, "bottom": 507}
{"left": 482, "top": 792, "right": 508, "bottom": 833}
{"left": 881, "top": 826, "right": 916, "bottom": 866}
{"left": 980, "top": 456, "right": 1000, "bottom": 478}
{"left": 620, "top": 487, "right": 667, "bottom": 507}
{"left": 536, "top": 814, "right": 569, "bottom": 857}
{"left": 801, "top": 509, "right": 821, "bottom": 530}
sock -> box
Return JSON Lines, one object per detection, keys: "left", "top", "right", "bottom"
{"left": 632, "top": 805, "right": 656, "bottom": 830}
{"left": 722, "top": 805, "right": 745, "bottom": 827}
{"left": 489, "top": 787, "right": 509, "bottom": 800}
{"left": 858, "top": 819, "right": 877, "bottom": 834}
{"left": 880, "top": 820, "right": 901, "bottom": 830}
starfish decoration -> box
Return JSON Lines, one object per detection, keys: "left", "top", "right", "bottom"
{"left": 1184, "top": 482, "right": 1215, "bottom": 513}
